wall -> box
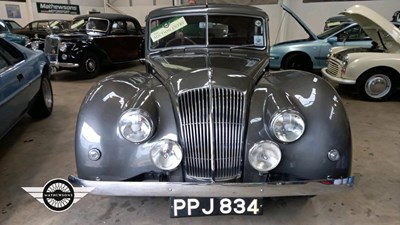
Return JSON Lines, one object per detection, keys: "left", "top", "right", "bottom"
{"left": 1, "top": 0, "right": 399, "bottom": 43}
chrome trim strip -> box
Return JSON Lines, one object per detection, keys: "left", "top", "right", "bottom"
{"left": 208, "top": 68, "right": 215, "bottom": 181}
{"left": 50, "top": 62, "right": 80, "bottom": 68}
{"left": 68, "top": 175, "right": 357, "bottom": 197}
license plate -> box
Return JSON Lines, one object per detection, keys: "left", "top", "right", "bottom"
{"left": 170, "top": 197, "right": 263, "bottom": 217}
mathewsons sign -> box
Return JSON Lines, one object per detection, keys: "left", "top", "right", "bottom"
{"left": 36, "top": 2, "right": 80, "bottom": 15}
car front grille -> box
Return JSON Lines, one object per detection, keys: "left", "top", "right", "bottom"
{"left": 44, "top": 36, "right": 59, "bottom": 62}
{"left": 326, "top": 59, "right": 341, "bottom": 76}
{"left": 178, "top": 88, "right": 246, "bottom": 181}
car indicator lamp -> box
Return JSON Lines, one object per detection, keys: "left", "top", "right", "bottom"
{"left": 249, "top": 140, "right": 281, "bottom": 172}
{"left": 151, "top": 139, "right": 182, "bottom": 171}
{"left": 119, "top": 109, "right": 154, "bottom": 143}
{"left": 270, "top": 109, "right": 305, "bottom": 143}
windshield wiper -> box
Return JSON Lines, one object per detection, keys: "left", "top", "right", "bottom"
{"left": 149, "top": 46, "right": 202, "bottom": 55}
{"left": 229, "top": 44, "right": 263, "bottom": 51}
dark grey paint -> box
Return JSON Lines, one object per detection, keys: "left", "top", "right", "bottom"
{"left": 74, "top": 4, "right": 351, "bottom": 183}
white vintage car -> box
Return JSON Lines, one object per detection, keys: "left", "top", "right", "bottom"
{"left": 322, "top": 5, "right": 400, "bottom": 101}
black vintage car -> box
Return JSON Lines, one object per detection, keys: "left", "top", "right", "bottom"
{"left": 44, "top": 14, "right": 144, "bottom": 78}
{"left": 14, "top": 19, "right": 70, "bottom": 50}
{"left": 69, "top": 4, "right": 356, "bottom": 217}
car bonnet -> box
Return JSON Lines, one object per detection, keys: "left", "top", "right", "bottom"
{"left": 281, "top": 4, "right": 318, "bottom": 40}
{"left": 342, "top": 5, "right": 400, "bottom": 52}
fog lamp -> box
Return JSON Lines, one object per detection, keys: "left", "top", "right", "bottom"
{"left": 249, "top": 140, "right": 281, "bottom": 172}
{"left": 62, "top": 54, "right": 68, "bottom": 60}
{"left": 151, "top": 140, "right": 182, "bottom": 171}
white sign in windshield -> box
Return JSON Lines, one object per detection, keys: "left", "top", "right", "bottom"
{"left": 151, "top": 17, "right": 187, "bottom": 42}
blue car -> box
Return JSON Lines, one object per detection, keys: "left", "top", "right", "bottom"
{"left": 270, "top": 5, "right": 372, "bottom": 72}
{"left": 0, "top": 19, "right": 28, "bottom": 46}
{"left": 0, "top": 38, "right": 53, "bottom": 139}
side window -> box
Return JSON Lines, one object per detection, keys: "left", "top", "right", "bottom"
{"left": 0, "top": 22, "right": 7, "bottom": 32}
{"left": 37, "top": 21, "right": 48, "bottom": 31}
{"left": 0, "top": 54, "right": 8, "bottom": 72}
{"left": 111, "top": 21, "right": 127, "bottom": 35}
{"left": 0, "top": 39, "right": 25, "bottom": 67}
{"left": 337, "top": 25, "right": 369, "bottom": 41}
{"left": 31, "top": 22, "right": 38, "bottom": 31}
{"left": 126, "top": 21, "right": 139, "bottom": 35}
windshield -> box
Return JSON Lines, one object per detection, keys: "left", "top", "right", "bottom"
{"left": 317, "top": 23, "right": 350, "bottom": 39}
{"left": 70, "top": 18, "right": 108, "bottom": 33}
{"left": 149, "top": 15, "right": 266, "bottom": 50}
{"left": 70, "top": 19, "right": 86, "bottom": 31}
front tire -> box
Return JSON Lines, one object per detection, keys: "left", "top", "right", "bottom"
{"left": 282, "top": 53, "right": 312, "bottom": 71}
{"left": 28, "top": 75, "right": 53, "bottom": 119}
{"left": 356, "top": 69, "right": 394, "bottom": 101}
{"left": 80, "top": 53, "right": 100, "bottom": 78}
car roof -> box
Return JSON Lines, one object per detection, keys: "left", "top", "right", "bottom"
{"left": 27, "top": 19, "right": 69, "bottom": 23}
{"left": 148, "top": 4, "right": 268, "bottom": 19}
{"left": 74, "top": 13, "right": 137, "bottom": 21}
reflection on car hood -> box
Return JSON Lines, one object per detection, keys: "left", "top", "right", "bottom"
{"left": 342, "top": 5, "right": 400, "bottom": 52}
{"left": 281, "top": 4, "right": 317, "bottom": 40}
{"left": 149, "top": 51, "right": 268, "bottom": 94}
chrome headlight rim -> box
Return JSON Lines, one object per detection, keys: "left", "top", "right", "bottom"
{"left": 269, "top": 109, "right": 305, "bottom": 143}
{"left": 118, "top": 108, "right": 154, "bottom": 143}
{"left": 248, "top": 140, "right": 282, "bottom": 172}
{"left": 150, "top": 139, "right": 183, "bottom": 171}
{"left": 59, "top": 42, "right": 68, "bottom": 52}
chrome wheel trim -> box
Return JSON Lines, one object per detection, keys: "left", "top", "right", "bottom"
{"left": 85, "top": 58, "right": 96, "bottom": 73}
{"left": 42, "top": 78, "right": 53, "bottom": 109}
{"left": 364, "top": 74, "right": 391, "bottom": 99}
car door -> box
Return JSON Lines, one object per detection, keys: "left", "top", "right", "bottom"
{"left": 0, "top": 39, "right": 28, "bottom": 137}
{"left": 95, "top": 19, "right": 143, "bottom": 62}
{"left": 318, "top": 24, "right": 372, "bottom": 68}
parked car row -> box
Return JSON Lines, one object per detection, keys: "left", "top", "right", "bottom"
{"left": 322, "top": 5, "right": 400, "bottom": 101}
{"left": 270, "top": 5, "right": 400, "bottom": 101}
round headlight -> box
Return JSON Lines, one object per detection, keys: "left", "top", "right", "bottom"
{"left": 151, "top": 140, "right": 182, "bottom": 171}
{"left": 119, "top": 109, "right": 154, "bottom": 143}
{"left": 31, "top": 41, "right": 39, "bottom": 50}
{"left": 59, "top": 42, "right": 68, "bottom": 52}
{"left": 270, "top": 109, "right": 305, "bottom": 143}
{"left": 249, "top": 140, "right": 281, "bottom": 172}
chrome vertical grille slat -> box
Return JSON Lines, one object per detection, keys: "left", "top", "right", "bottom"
{"left": 178, "top": 88, "right": 245, "bottom": 181}
{"left": 44, "top": 36, "right": 59, "bottom": 62}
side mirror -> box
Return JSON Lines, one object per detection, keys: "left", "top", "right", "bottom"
{"left": 327, "top": 36, "right": 338, "bottom": 43}
{"left": 139, "top": 58, "right": 146, "bottom": 65}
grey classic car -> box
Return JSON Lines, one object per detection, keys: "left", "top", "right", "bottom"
{"left": 0, "top": 38, "right": 53, "bottom": 139}
{"left": 69, "top": 4, "right": 355, "bottom": 217}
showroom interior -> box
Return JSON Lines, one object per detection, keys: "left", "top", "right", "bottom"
{"left": 0, "top": 0, "right": 399, "bottom": 224}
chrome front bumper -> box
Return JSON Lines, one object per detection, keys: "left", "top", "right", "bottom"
{"left": 50, "top": 62, "right": 79, "bottom": 69}
{"left": 68, "top": 175, "right": 357, "bottom": 197}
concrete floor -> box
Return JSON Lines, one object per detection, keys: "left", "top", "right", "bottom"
{"left": 0, "top": 63, "right": 399, "bottom": 225}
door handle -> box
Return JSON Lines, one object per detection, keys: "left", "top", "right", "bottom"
{"left": 16, "top": 74, "right": 24, "bottom": 81}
